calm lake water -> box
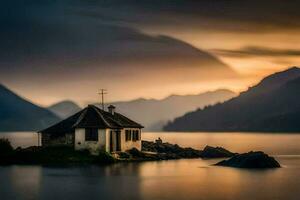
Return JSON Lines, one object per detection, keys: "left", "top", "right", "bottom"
{"left": 0, "top": 132, "right": 300, "bottom": 200}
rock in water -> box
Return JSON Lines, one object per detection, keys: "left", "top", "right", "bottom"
{"left": 200, "top": 146, "right": 236, "bottom": 158}
{"left": 215, "top": 151, "right": 281, "bottom": 168}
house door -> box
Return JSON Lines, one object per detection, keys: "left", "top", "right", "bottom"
{"left": 110, "top": 130, "right": 121, "bottom": 152}
{"left": 116, "top": 131, "right": 121, "bottom": 151}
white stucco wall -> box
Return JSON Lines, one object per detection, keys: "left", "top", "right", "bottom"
{"left": 74, "top": 128, "right": 142, "bottom": 154}
{"left": 74, "top": 128, "right": 106, "bottom": 154}
{"left": 121, "top": 128, "right": 142, "bottom": 152}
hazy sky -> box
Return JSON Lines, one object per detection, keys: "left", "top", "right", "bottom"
{"left": 1, "top": 0, "right": 300, "bottom": 106}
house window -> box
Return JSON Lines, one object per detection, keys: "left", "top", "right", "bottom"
{"left": 132, "top": 130, "right": 140, "bottom": 141}
{"left": 85, "top": 128, "right": 98, "bottom": 141}
{"left": 125, "top": 130, "right": 131, "bottom": 141}
{"left": 132, "top": 130, "right": 136, "bottom": 141}
{"left": 137, "top": 130, "right": 140, "bottom": 140}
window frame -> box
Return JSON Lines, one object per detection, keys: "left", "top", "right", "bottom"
{"left": 132, "top": 130, "right": 140, "bottom": 141}
{"left": 136, "top": 130, "right": 140, "bottom": 140}
{"left": 125, "top": 130, "right": 131, "bottom": 141}
{"left": 132, "top": 130, "right": 135, "bottom": 141}
{"left": 85, "top": 128, "right": 98, "bottom": 141}
{"left": 125, "top": 129, "right": 140, "bottom": 141}
{"left": 130, "top": 130, "right": 132, "bottom": 141}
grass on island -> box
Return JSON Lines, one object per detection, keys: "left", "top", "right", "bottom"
{"left": 0, "top": 138, "right": 116, "bottom": 165}
{"left": 0, "top": 138, "right": 156, "bottom": 165}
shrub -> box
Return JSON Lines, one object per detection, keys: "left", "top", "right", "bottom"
{"left": 0, "top": 138, "right": 13, "bottom": 155}
{"left": 118, "top": 152, "right": 131, "bottom": 159}
{"left": 127, "top": 148, "right": 145, "bottom": 157}
{"left": 96, "top": 150, "right": 116, "bottom": 164}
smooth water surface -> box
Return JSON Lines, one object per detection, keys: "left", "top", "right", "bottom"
{"left": 0, "top": 132, "right": 300, "bottom": 200}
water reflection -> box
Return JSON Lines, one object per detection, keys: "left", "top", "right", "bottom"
{"left": 0, "top": 157, "right": 299, "bottom": 200}
{"left": 38, "top": 164, "right": 143, "bottom": 200}
{"left": 1, "top": 132, "right": 300, "bottom": 200}
{"left": 138, "top": 158, "right": 300, "bottom": 200}
{"left": 1, "top": 166, "right": 42, "bottom": 200}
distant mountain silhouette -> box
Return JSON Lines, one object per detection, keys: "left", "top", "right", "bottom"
{"left": 0, "top": 84, "right": 60, "bottom": 131}
{"left": 164, "top": 67, "right": 300, "bottom": 132}
{"left": 48, "top": 100, "right": 81, "bottom": 119}
{"left": 93, "top": 89, "right": 235, "bottom": 131}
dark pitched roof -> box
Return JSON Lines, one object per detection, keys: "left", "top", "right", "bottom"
{"left": 39, "top": 105, "right": 143, "bottom": 134}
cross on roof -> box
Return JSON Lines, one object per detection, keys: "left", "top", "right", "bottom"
{"left": 98, "top": 89, "right": 107, "bottom": 110}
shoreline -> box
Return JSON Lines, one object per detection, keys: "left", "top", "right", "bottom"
{"left": 0, "top": 139, "right": 281, "bottom": 168}
{"left": 0, "top": 140, "right": 235, "bottom": 166}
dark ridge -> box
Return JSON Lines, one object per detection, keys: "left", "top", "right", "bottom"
{"left": 164, "top": 67, "right": 300, "bottom": 132}
{"left": 0, "top": 84, "right": 60, "bottom": 131}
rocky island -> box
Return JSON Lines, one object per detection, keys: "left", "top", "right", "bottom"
{"left": 215, "top": 151, "right": 281, "bottom": 168}
{"left": 0, "top": 138, "right": 235, "bottom": 165}
{"left": 139, "top": 140, "right": 236, "bottom": 160}
{"left": 0, "top": 138, "right": 280, "bottom": 168}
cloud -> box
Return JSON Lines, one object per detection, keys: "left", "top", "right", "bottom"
{"left": 73, "top": 0, "right": 300, "bottom": 33}
{"left": 0, "top": 6, "right": 236, "bottom": 80}
{"left": 0, "top": 0, "right": 239, "bottom": 104}
{"left": 2, "top": 0, "right": 299, "bottom": 104}
{"left": 212, "top": 46, "right": 300, "bottom": 58}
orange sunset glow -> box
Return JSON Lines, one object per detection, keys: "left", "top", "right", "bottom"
{"left": 1, "top": 2, "right": 300, "bottom": 200}
{"left": 1, "top": 0, "right": 300, "bottom": 106}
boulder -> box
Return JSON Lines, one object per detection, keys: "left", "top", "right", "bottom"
{"left": 215, "top": 151, "right": 281, "bottom": 168}
{"left": 200, "top": 146, "right": 236, "bottom": 158}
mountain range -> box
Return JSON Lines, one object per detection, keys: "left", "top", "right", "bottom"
{"left": 49, "top": 90, "right": 235, "bottom": 131}
{"left": 164, "top": 67, "right": 300, "bottom": 132}
{"left": 48, "top": 101, "right": 81, "bottom": 119}
{"left": 0, "top": 84, "right": 235, "bottom": 132}
{"left": 2, "top": 66, "right": 299, "bottom": 132}
{"left": 102, "top": 89, "right": 236, "bottom": 131}
{"left": 0, "top": 84, "right": 60, "bottom": 131}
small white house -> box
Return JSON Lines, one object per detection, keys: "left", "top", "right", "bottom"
{"left": 39, "top": 105, "right": 143, "bottom": 154}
